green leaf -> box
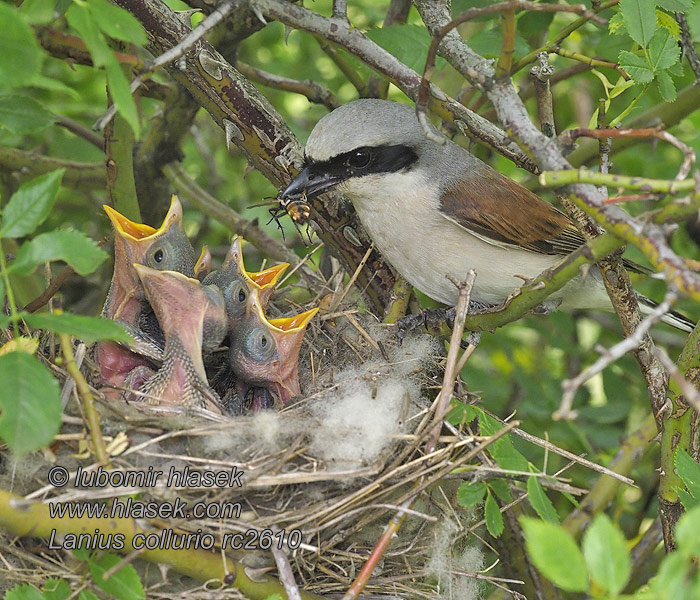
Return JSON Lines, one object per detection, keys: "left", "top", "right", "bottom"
{"left": 649, "top": 29, "right": 681, "bottom": 71}
{"left": 0, "top": 94, "right": 55, "bottom": 135}
{"left": 619, "top": 51, "right": 654, "bottom": 83}
{"left": 657, "top": 69, "right": 677, "bottom": 102}
{"left": 88, "top": 0, "right": 147, "bottom": 44}
{"left": 43, "top": 579, "right": 72, "bottom": 600}
{"left": 366, "top": 25, "right": 446, "bottom": 73}
{"left": 66, "top": 3, "right": 140, "bottom": 137}
{"left": 466, "top": 28, "right": 530, "bottom": 60}
{"left": 609, "top": 11, "right": 627, "bottom": 35}
{"left": 23, "top": 313, "right": 131, "bottom": 344}
{"left": 521, "top": 518, "right": 589, "bottom": 592}
{"left": 657, "top": 9, "right": 682, "bottom": 39}
{"left": 675, "top": 504, "right": 700, "bottom": 555}
{"left": 489, "top": 478, "right": 513, "bottom": 502}
{"left": 527, "top": 476, "right": 559, "bottom": 524}
{"left": 66, "top": 3, "right": 113, "bottom": 67}
{"left": 0, "top": 351, "right": 61, "bottom": 456}
{"left": 517, "top": 11, "right": 555, "bottom": 38}
{"left": 89, "top": 554, "right": 145, "bottom": 600}
{"left": 675, "top": 448, "right": 700, "bottom": 504}
{"left": 0, "top": 170, "right": 64, "bottom": 238}
{"left": 11, "top": 229, "right": 107, "bottom": 276}
{"left": 484, "top": 491, "right": 504, "bottom": 537}
{"left": 457, "top": 481, "right": 487, "bottom": 506}
{"left": 78, "top": 592, "right": 100, "bottom": 600}
{"left": 619, "top": 0, "right": 658, "bottom": 46}
{"left": 105, "top": 61, "right": 141, "bottom": 138}
{"left": 4, "top": 584, "right": 45, "bottom": 600}
{"left": 19, "top": 0, "right": 56, "bottom": 25}
{"left": 657, "top": 0, "right": 693, "bottom": 9}
{"left": 478, "top": 411, "right": 528, "bottom": 471}
{"left": 0, "top": 3, "right": 42, "bottom": 87}
{"left": 582, "top": 514, "right": 631, "bottom": 595}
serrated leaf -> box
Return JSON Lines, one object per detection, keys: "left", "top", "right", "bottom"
{"left": 0, "top": 170, "right": 63, "bottom": 238}
{"left": 0, "top": 94, "right": 55, "bottom": 135}
{"left": 657, "top": 10, "right": 681, "bottom": 39}
{"left": 0, "top": 4, "right": 43, "bottom": 87}
{"left": 23, "top": 312, "right": 131, "bottom": 344}
{"left": 527, "top": 476, "right": 559, "bottom": 524}
{"left": 582, "top": 514, "right": 631, "bottom": 595}
{"left": 366, "top": 25, "right": 446, "bottom": 73}
{"left": 457, "top": 481, "right": 486, "bottom": 506}
{"left": 619, "top": 0, "right": 657, "bottom": 46}
{"left": 657, "top": 0, "right": 693, "bottom": 9}
{"left": 678, "top": 487, "right": 699, "bottom": 510}
{"left": 522, "top": 517, "right": 589, "bottom": 592}
{"left": 676, "top": 448, "right": 700, "bottom": 499}
{"left": 11, "top": 229, "right": 107, "bottom": 276}
{"left": 657, "top": 69, "right": 677, "bottom": 101}
{"left": 89, "top": 554, "right": 145, "bottom": 600}
{"left": 484, "top": 492, "right": 504, "bottom": 537}
{"left": 43, "top": 579, "right": 71, "bottom": 600}
{"left": 4, "top": 584, "right": 45, "bottom": 600}
{"left": 88, "top": 0, "right": 147, "bottom": 44}
{"left": 649, "top": 28, "right": 681, "bottom": 71}
{"left": 609, "top": 11, "right": 627, "bottom": 35}
{"left": 0, "top": 351, "right": 61, "bottom": 456}
{"left": 619, "top": 51, "right": 654, "bottom": 83}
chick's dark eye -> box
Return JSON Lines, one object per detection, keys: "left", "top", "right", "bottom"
{"left": 154, "top": 249, "right": 164, "bottom": 263}
{"left": 348, "top": 149, "right": 371, "bottom": 169}
{"left": 238, "top": 288, "right": 247, "bottom": 303}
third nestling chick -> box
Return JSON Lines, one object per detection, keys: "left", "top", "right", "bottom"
{"left": 228, "top": 289, "right": 318, "bottom": 412}
{"left": 127, "top": 265, "right": 227, "bottom": 414}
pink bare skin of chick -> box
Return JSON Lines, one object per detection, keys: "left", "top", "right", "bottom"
{"left": 130, "top": 265, "right": 227, "bottom": 413}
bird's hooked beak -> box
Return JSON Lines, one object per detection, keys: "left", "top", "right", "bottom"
{"left": 280, "top": 164, "right": 341, "bottom": 200}
{"left": 223, "top": 236, "right": 289, "bottom": 300}
{"left": 104, "top": 195, "right": 184, "bottom": 242}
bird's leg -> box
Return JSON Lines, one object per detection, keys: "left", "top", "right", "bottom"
{"left": 397, "top": 304, "right": 486, "bottom": 348}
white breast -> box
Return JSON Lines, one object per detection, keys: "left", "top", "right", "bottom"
{"left": 340, "top": 171, "right": 606, "bottom": 309}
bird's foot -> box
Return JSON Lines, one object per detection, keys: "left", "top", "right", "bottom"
{"left": 397, "top": 307, "right": 481, "bottom": 348}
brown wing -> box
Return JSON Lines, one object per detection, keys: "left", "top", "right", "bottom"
{"left": 439, "top": 170, "right": 585, "bottom": 256}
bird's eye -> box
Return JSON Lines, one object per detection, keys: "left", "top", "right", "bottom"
{"left": 149, "top": 247, "right": 165, "bottom": 268}
{"left": 348, "top": 149, "right": 371, "bottom": 169}
{"left": 246, "top": 327, "right": 276, "bottom": 361}
{"left": 224, "top": 280, "right": 248, "bottom": 319}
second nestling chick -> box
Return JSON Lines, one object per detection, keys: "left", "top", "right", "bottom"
{"left": 127, "top": 265, "right": 227, "bottom": 414}
{"left": 228, "top": 289, "right": 318, "bottom": 412}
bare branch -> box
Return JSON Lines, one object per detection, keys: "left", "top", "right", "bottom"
{"left": 556, "top": 291, "right": 676, "bottom": 420}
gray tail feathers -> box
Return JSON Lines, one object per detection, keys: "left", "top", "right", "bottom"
{"left": 638, "top": 295, "right": 695, "bottom": 333}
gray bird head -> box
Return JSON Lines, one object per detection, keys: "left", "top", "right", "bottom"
{"left": 281, "top": 99, "right": 435, "bottom": 201}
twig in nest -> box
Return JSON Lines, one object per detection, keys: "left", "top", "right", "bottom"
{"left": 556, "top": 290, "right": 677, "bottom": 420}
{"left": 271, "top": 545, "right": 302, "bottom": 600}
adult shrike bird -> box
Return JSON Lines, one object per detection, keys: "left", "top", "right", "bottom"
{"left": 281, "top": 99, "right": 692, "bottom": 331}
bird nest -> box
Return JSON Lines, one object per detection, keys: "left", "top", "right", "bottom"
{"left": 1, "top": 300, "right": 491, "bottom": 599}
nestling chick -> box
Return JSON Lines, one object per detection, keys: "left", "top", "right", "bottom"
{"left": 228, "top": 290, "right": 318, "bottom": 409}
{"left": 98, "top": 196, "right": 198, "bottom": 392}
{"left": 130, "top": 265, "right": 227, "bottom": 413}
{"left": 203, "top": 236, "right": 289, "bottom": 326}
